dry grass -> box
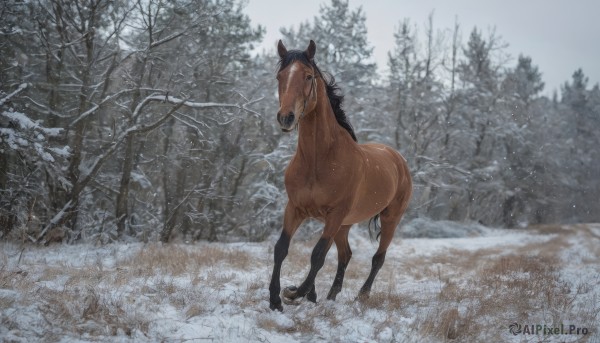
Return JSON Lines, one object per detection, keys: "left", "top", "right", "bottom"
{"left": 417, "top": 307, "right": 460, "bottom": 340}
{"left": 261, "top": 226, "right": 598, "bottom": 341}
{"left": 399, "top": 231, "right": 597, "bottom": 341}
{"left": 118, "top": 243, "right": 254, "bottom": 277}
{"left": 245, "top": 275, "right": 264, "bottom": 292}
{"left": 37, "top": 285, "right": 150, "bottom": 338}
{"left": 1, "top": 225, "right": 598, "bottom": 341}
{"left": 356, "top": 288, "right": 420, "bottom": 314}
{"left": 0, "top": 243, "right": 249, "bottom": 340}
{"left": 257, "top": 312, "right": 316, "bottom": 335}
{"left": 0, "top": 266, "right": 33, "bottom": 293}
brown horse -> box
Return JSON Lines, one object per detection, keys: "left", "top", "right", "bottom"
{"left": 269, "top": 40, "right": 412, "bottom": 311}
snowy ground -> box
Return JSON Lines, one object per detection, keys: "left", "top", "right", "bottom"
{"left": 1, "top": 223, "right": 598, "bottom": 342}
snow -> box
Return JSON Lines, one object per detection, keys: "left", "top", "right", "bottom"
{"left": 1, "top": 106, "right": 67, "bottom": 164}
{"left": 1, "top": 110, "right": 63, "bottom": 136}
{"left": 130, "top": 171, "right": 152, "bottom": 188}
{"left": 1, "top": 223, "right": 599, "bottom": 342}
{"left": 49, "top": 145, "right": 72, "bottom": 158}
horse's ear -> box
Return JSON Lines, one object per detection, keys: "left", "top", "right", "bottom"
{"left": 277, "top": 40, "right": 287, "bottom": 59}
{"left": 306, "top": 40, "right": 316, "bottom": 61}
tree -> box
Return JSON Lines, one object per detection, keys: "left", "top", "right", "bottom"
{"left": 559, "top": 69, "right": 600, "bottom": 222}
{"left": 498, "top": 55, "right": 545, "bottom": 226}
{"left": 0, "top": 0, "right": 265, "bottom": 244}
{"left": 281, "top": 0, "right": 375, "bottom": 90}
{"left": 0, "top": 84, "right": 68, "bottom": 240}
{"left": 504, "top": 55, "right": 545, "bottom": 113}
{"left": 384, "top": 14, "right": 451, "bottom": 219}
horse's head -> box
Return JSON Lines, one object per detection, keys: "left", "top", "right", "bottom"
{"left": 276, "top": 40, "right": 318, "bottom": 132}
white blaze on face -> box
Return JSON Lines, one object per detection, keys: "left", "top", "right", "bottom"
{"left": 286, "top": 63, "right": 300, "bottom": 94}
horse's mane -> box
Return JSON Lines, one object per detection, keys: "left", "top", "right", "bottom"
{"left": 277, "top": 50, "right": 358, "bottom": 142}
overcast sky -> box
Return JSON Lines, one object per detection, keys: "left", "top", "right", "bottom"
{"left": 245, "top": 0, "right": 600, "bottom": 96}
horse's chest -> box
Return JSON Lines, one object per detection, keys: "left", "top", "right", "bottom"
{"left": 284, "top": 164, "right": 350, "bottom": 210}
{"left": 286, "top": 182, "right": 328, "bottom": 204}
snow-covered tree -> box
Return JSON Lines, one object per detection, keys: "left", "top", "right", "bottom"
{"left": 559, "top": 69, "right": 600, "bottom": 222}
{"left": 0, "top": 84, "right": 69, "bottom": 240}
{"left": 2, "top": 3, "right": 600, "bottom": 243}
{"left": 383, "top": 15, "right": 449, "bottom": 219}
{"left": 0, "top": 0, "right": 265, "bottom": 243}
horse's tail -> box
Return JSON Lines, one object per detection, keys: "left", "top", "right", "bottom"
{"left": 368, "top": 213, "right": 382, "bottom": 241}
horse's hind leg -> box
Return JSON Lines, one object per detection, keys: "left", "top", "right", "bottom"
{"left": 327, "top": 225, "right": 352, "bottom": 301}
{"left": 358, "top": 209, "right": 404, "bottom": 299}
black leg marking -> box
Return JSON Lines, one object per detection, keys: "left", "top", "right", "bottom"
{"left": 269, "top": 232, "right": 290, "bottom": 311}
{"left": 307, "top": 284, "right": 317, "bottom": 303}
{"left": 296, "top": 238, "right": 329, "bottom": 297}
{"left": 359, "top": 251, "right": 386, "bottom": 297}
{"left": 327, "top": 261, "right": 348, "bottom": 300}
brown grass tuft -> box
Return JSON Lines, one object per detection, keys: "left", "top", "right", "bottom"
{"left": 37, "top": 286, "right": 149, "bottom": 338}
{"left": 397, "top": 228, "right": 598, "bottom": 341}
{"left": 185, "top": 304, "right": 206, "bottom": 319}
{"left": 119, "top": 243, "right": 254, "bottom": 277}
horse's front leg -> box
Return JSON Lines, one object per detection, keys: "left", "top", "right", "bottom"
{"left": 269, "top": 204, "right": 304, "bottom": 311}
{"left": 282, "top": 213, "right": 344, "bottom": 303}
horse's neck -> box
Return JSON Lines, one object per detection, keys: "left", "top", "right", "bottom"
{"left": 296, "top": 81, "right": 346, "bottom": 168}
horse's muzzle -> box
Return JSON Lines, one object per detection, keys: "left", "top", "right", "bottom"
{"left": 277, "top": 111, "right": 295, "bottom": 132}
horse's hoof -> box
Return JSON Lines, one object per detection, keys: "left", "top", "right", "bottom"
{"left": 269, "top": 302, "right": 283, "bottom": 311}
{"left": 282, "top": 296, "right": 303, "bottom": 305}
{"left": 307, "top": 290, "right": 317, "bottom": 303}
{"left": 282, "top": 286, "right": 303, "bottom": 305}
{"left": 282, "top": 286, "right": 298, "bottom": 299}
{"left": 269, "top": 298, "right": 283, "bottom": 311}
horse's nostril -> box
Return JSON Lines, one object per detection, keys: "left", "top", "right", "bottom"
{"left": 285, "top": 113, "right": 295, "bottom": 126}
{"left": 278, "top": 112, "right": 295, "bottom": 128}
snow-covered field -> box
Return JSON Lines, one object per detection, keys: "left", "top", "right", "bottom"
{"left": 1, "top": 223, "right": 598, "bottom": 342}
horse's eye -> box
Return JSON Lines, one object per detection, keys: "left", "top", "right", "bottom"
{"left": 306, "top": 75, "right": 313, "bottom": 81}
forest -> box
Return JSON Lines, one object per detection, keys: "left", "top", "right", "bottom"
{"left": 1, "top": 0, "right": 599, "bottom": 244}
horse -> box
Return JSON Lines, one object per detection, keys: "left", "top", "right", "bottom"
{"left": 268, "top": 40, "right": 412, "bottom": 311}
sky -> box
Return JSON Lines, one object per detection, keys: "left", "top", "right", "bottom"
{"left": 245, "top": 0, "right": 600, "bottom": 96}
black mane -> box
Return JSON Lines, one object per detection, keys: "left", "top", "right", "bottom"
{"left": 277, "top": 50, "right": 358, "bottom": 142}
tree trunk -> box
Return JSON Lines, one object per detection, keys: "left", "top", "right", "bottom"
{"left": 159, "top": 118, "right": 175, "bottom": 242}
{"left": 116, "top": 135, "right": 135, "bottom": 236}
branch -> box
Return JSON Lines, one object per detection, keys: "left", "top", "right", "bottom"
{"left": 35, "top": 93, "right": 261, "bottom": 243}
{"left": 133, "top": 94, "right": 263, "bottom": 122}
{"left": 69, "top": 88, "right": 136, "bottom": 127}
{"left": 0, "top": 83, "right": 28, "bottom": 107}
{"left": 148, "top": 30, "right": 188, "bottom": 49}
{"left": 127, "top": 97, "right": 187, "bottom": 136}
{"left": 34, "top": 200, "right": 72, "bottom": 243}
{"left": 148, "top": 95, "right": 243, "bottom": 109}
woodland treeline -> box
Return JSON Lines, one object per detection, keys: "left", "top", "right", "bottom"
{"left": 1, "top": 0, "right": 599, "bottom": 244}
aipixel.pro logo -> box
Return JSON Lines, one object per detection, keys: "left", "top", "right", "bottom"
{"left": 508, "top": 322, "right": 589, "bottom": 336}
